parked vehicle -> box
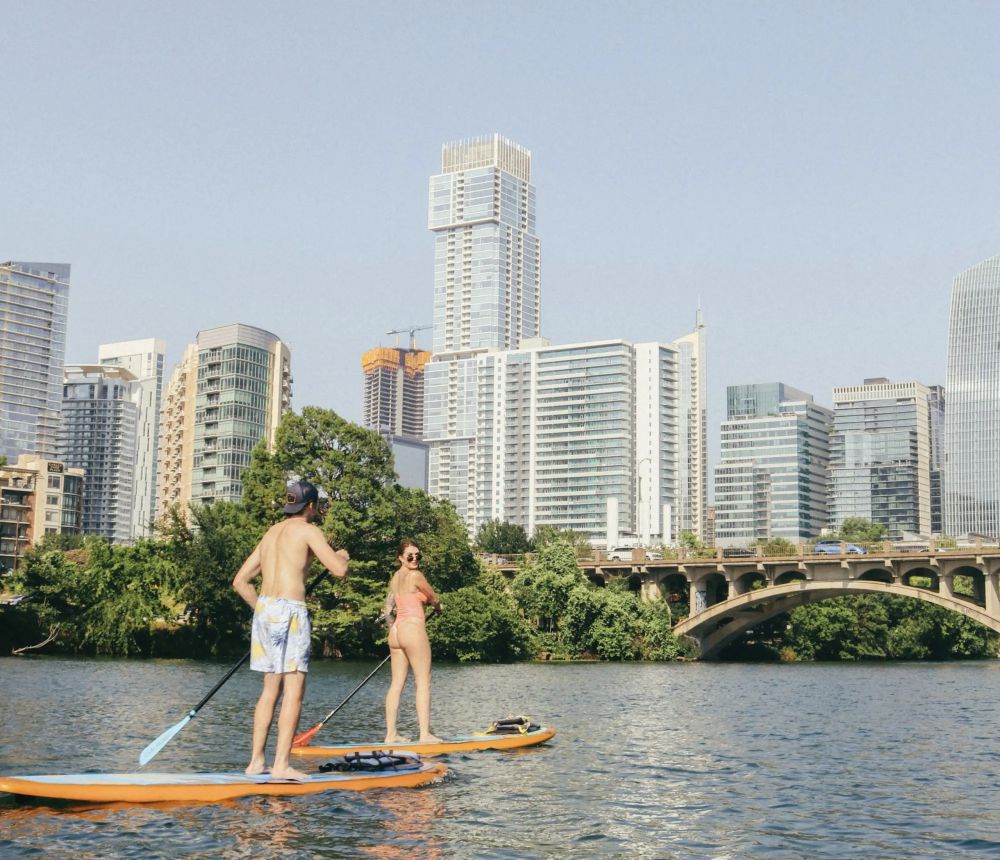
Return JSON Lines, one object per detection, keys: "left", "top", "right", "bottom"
{"left": 812, "top": 539, "right": 867, "bottom": 555}
{"left": 722, "top": 547, "right": 755, "bottom": 558}
{"left": 606, "top": 546, "right": 635, "bottom": 561}
{"left": 645, "top": 550, "right": 663, "bottom": 561}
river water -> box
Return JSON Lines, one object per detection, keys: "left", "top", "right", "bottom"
{"left": 2, "top": 656, "right": 999, "bottom": 858}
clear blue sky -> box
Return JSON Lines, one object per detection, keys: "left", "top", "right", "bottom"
{"left": 4, "top": 1, "right": 999, "bottom": 466}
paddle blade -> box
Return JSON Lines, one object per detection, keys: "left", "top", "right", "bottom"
{"left": 292, "top": 722, "right": 322, "bottom": 746}
{"left": 140, "top": 714, "right": 191, "bottom": 765}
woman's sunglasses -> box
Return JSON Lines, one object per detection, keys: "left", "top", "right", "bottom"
{"left": 404, "top": 552, "right": 422, "bottom": 562}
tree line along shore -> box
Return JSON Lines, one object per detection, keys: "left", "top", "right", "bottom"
{"left": 2, "top": 408, "right": 995, "bottom": 663}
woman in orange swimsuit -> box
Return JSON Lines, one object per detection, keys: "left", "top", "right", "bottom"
{"left": 383, "top": 539, "right": 442, "bottom": 744}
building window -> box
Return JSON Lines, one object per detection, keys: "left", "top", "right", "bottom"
{"left": 48, "top": 476, "right": 61, "bottom": 489}
{"left": 47, "top": 495, "right": 59, "bottom": 506}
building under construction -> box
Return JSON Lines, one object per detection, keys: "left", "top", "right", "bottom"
{"left": 361, "top": 346, "right": 431, "bottom": 438}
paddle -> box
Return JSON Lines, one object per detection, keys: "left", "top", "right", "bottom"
{"left": 139, "top": 569, "right": 332, "bottom": 766}
{"left": 293, "top": 654, "right": 391, "bottom": 746}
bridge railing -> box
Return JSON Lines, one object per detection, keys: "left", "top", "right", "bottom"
{"left": 479, "top": 538, "right": 1000, "bottom": 569}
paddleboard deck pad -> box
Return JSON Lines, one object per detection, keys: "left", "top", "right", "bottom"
{"left": 0, "top": 757, "right": 446, "bottom": 803}
{"left": 293, "top": 724, "right": 556, "bottom": 757}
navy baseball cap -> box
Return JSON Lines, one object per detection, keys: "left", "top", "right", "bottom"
{"left": 283, "top": 480, "right": 319, "bottom": 514}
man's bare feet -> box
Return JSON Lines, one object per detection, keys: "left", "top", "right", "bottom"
{"left": 245, "top": 758, "right": 269, "bottom": 775}
{"left": 269, "top": 765, "right": 311, "bottom": 782}
{"left": 419, "top": 733, "right": 443, "bottom": 743}
{"left": 384, "top": 735, "right": 411, "bottom": 745}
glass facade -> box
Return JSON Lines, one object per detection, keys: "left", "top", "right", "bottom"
{"left": 830, "top": 380, "right": 933, "bottom": 539}
{"left": 60, "top": 366, "right": 139, "bottom": 544}
{"left": 426, "top": 135, "right": 540, "bottom": 523}
{"left": 944, "top": 256, "right": 1000, "bottom": 537}
{"left": 0, "top": 262, "right": 70, "bottom": 461}
{"left": 714, "top": 383, "right": 831, "bottom": 545}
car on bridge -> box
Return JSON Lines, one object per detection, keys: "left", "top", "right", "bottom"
{"left": 812, "top": 539, "right": 867, "bottom": 555}
{"left": 606, "top": 546, "right": 636, "bottom": 561}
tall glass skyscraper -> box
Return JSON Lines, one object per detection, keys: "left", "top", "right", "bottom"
{"left": 0, "top": 261, "right": 70, "bottom": 461}
{"left": 829, "top": 379, "right": 932, "bottom": 539}
{"left": 945, "top": 255, "right": 1000, "bottom": 538}
{"left": 425, "top": 135, "right": 539, "bottom": 524}
{"left": 714, "top": 383, "right": 832, "bottom": 545}
{"left": 60, "top": 365, "right": 139, "bottom": 544}
{"left": 156, "top": 325, "right": 291, "bottom": 519}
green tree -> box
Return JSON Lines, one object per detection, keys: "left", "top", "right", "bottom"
{"left": 530, "top": 525, "right": 590, "bottom": 554}
{"left": 428, "top": 570, "right": 535, "bottom": 661}
{"left": 511, "top": 542, "right": 588, "bottom": 634}
{"left": 753, "top": 537, "right": 796, "bottom": 557}
{"left": 476, "top": 519, "right": 531, "bottom": 554}
{"left": 835, "top": 518, "right": 888, "bottom": 544}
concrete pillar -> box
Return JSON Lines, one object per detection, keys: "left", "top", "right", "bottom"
{"left": 640, "top": 576, "right": 663, "bottom": 604}
{"left": 986, "top": 573, "right": 1000, "bottom": 619}
{"left": 939, "top": 573, "right": 954, "bottom": 599}
{"left": 691, "top": 580, "right": 708, "bottom": 614}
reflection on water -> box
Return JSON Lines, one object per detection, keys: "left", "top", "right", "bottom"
{"left": 2, "top": 657, "right": 1000, "bottom": 858}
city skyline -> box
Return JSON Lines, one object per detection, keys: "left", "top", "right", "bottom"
{"left": 3, "top": 3, "right": 1000, "bottom": 472}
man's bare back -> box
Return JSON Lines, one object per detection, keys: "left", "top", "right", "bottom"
{"left": 234, "top": 518, "right": 349, "bottom": 609}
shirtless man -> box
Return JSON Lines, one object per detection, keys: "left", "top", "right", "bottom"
{"left": 232, "top": 480, "right": 349, "bottom": 781}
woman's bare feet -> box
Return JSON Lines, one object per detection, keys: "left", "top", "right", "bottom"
{"left": 269, "top": 764, "right": 311, "bottom": 782}
{"left": 245, "top": 758, "right": 269, "bottom": 775}
{"left": 384, "top": 735, "right": 411, "bottom": 745}
{"left": 419, "top": 733, "right": 443, "bottom": 743}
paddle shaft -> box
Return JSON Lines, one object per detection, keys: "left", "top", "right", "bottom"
{"left": 299, "top": 654, "right": 390, "bottom": 739}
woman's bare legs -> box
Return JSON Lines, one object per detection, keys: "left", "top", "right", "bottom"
{"left": 384, "top": 624, "right": 411, "bottom": 744}
{"left": 396, "top": 620, "right": 440, "bottom": 742}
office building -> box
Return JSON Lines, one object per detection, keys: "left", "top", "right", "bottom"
{"left": 944, "top": 255, "right": 1000, "bottom": 537}
{"left": 60, "top": 365, "right": 139, "bottom": 544}
{"left": 155, "top": 325, "right": 291, "bottom": 519}
{"left": 98, "top": 338, "right": 166, "bottom": 539}
{"left": 425, "top": 134, "right": 540, "bottom": 523}
{"left": 829, "top": 379, "right": 933, "bottom": 539}
{"left": 362, "top": 345, "right": 431, "bottom": 437}
{"left": 0, "top": 455, "right": 83, "bottom": 572}
{"left": 0, "top": 262, "right": 70, "bottom": 461}
{"left": 714, "top": 383, "right": 832, "bottom": 546}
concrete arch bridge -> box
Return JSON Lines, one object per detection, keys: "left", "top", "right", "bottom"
{"left": 597, "top": 550, "right": 1000, "bottom": 659}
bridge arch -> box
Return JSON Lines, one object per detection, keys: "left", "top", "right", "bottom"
{"left": 857, "top": 567, "right": 894, "bottom": 584}
{"left": 673, "top": 579, "right": 1000, "bottom": 659}
{"left": 775, "top": 570, "right": 806, "bottom": 585}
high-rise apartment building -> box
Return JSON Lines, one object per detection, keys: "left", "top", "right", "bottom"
{"left": 714, "top": 383, "right": 831, "bottom": 546}
{"left": 425, "top": 134, "right": 540, "bottom": 524}
{"left": 156, "top": 343, "right": 197, "bottom": 519}
{"left": 945, "top": 255, "right": 1000, "bottom": 538}
{"left": 829, "top": 379, "right": 933, "bottom": 539}
{"left": 362, "top": 345, "right": 431, "bottom": 437}
{"left": 155, "top": 325, "right": 291, "bottom": 519}
{"left": 98, "top": 339, "right": 166, "bottom": 538}
{"left": 60, "top": 365, "right": 139, "bottom": 543}
{"left": 0, "top": 455, "right": 83, "bottom": 572}
{"left": 929, "top": 385, "right": 945, "bottom": 535}
{"left": 671, "top": 311, "right": 708, "bottom": 540}
{"left": 0, "top": 261, "right": 70, "bottom": 461}
{"left": 469, "top": 329, "right": 705, "bottom": 544}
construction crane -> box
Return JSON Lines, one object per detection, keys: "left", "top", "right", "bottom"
{"left": 386, "top": 324, "right": 432, "bottom": 350}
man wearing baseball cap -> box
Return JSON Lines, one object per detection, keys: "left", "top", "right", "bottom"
{"left": 232, "top": 480, "right": 349, "bottom": 781}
